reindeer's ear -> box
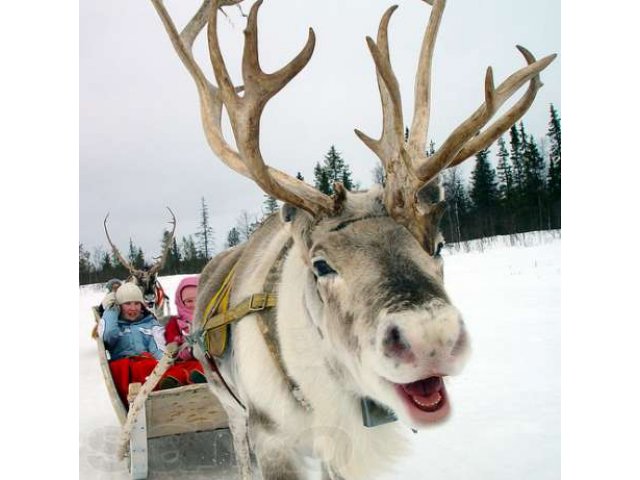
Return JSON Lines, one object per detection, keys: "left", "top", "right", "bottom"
{"left": 332, "top": 182, "right": 347, "bottom": 214}
{"left": 280, "top": 203, "right": 298, "bottom": 224}
{"left": 281, "top": 203, "right": 314, "bottom": 249}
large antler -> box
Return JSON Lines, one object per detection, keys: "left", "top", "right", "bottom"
{"left": 150, "top": 0, "right": 334, "bottom": 215}
{"left": 356, "top": 0, "right": 556, "bottom": 250}
{"left": 104, "top": 213, "right": 141, "bottom": 275}
{"left": 148, "top": 207, "right": 177, "bottom": 275}
{"left": 104, "top": 207, "right": 177, "bottom": 276}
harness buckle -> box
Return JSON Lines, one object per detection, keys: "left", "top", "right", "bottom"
{"left": 249, "top": 294, "right": 268, "bottom": 311}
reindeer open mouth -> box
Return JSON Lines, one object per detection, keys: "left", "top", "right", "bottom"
{"left": 394, "top": 376, "right": 450, "bottom": 423}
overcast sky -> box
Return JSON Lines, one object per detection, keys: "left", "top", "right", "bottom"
{"left": 79, "top": 0, "right": 560, "bottom": 261}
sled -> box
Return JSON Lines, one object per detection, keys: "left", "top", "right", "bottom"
{"left": 92, "top": 307, "right": 231, "bottom": 479}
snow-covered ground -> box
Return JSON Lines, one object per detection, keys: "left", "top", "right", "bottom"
{"left": 79, "top": 231, "right": 560, "bottom": 479}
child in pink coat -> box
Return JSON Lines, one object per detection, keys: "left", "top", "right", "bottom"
{"left": 164, "top": 276, "right": 206, "bottom": 383}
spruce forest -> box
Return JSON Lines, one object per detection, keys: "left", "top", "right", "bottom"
{"left": 80, "top": 105, "right": 560, "bottom": 285}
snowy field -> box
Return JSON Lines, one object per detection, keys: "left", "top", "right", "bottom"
{"left": 79, "top": 231, "right": 560, "bottom": 479}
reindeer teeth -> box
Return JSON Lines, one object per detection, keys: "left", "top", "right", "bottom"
{"left": 400, "top": 376, "right": 447, "bottom": 413}
{"left": 409, "top": 390, "right": 444, "bottom": 412}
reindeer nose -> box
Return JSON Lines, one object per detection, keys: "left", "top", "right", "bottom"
{"left": 379, "top": 304, "right": 468, "bottom": 367}
{"left": 382, "top": 325, "right": 414, "bottom": 362}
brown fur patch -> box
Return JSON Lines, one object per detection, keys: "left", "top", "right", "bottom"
{"left": 324, "top": 357, "right": 349, "bottom": 383}
{"left": 249, "top": 405, "right": 277, "bottom": 433}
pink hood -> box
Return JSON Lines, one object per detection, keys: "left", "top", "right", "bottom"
{"left": 174, "top": 276, "right": 199, "bottom": 332}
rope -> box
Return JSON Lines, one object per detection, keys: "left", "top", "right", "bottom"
{"left": 116, "top": 342, "right": 186, "bottom": 460}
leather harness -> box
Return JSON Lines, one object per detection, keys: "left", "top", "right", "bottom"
{"left": 195, "top": 239, "right": 310, "bottom": 411}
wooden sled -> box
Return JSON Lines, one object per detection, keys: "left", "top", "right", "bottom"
{"left": 93, "top": 307, "right": 230, "bottom": 479}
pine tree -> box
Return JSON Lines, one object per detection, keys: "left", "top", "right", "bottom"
{"left": 133, "top": 247, "right": 146, "bottom": 270}
{"left": 495, "top": 136, "right": 516, "bottom": 233}
{"left": 469, "top": 148, "right": 499, "bottom": 237}
{"left": 161, "top": 230, "right": 181, "bottom": 274}
{"left": 522, "top": 135, "right": 547, "bottom": 230}
{"left": 79, "top": 244, "right": 94, "bottom": 284}
{"left": 470, "top": 149, "right": 499, "bottom": 209}
{"left": 327, "top": 146, "right": 353, "bottom": 190}
{"left": 314, "top": 145, "right": 354, "bottom": 194}
{"left": 100, "top": 251, "right": 113, "bottom": 280}
{"left": 180, "top": 235, "right": 199, "bottom": 273}
{"left": 495, "top": 137, "right": 513, "bottom": 202}
{"left": 341, "top": 167, "right": 354, "bottom": 190}
{"left": 546, "top": 104, "right": 561, "bottom": 228}
{"left": 263, "top": 195, "right": 279, "bottom": 215}
{"left": 509, "top": 124, "right": 525, "bottom": 194}
{"left": 508, "top": 123, "right": 527, "bottom": 230}
{"left": 518, "top": 122, "right": 528, "bottom": 151}
{"left": 128, "top": 238, "right": 137, "bottom": 266}
{"left": 127, "top": 239, "right": 146, "bottom": 269}
{"left": 226, "top": 227, "right": 241, "bottom": 248}
{"left": 313, "top": 162, "right": 331, "bottom": 195}
{"left": 442, "top": 167, "right": 471, "bottom": 243}
{"left": 171, "top": 237, "right": 181, "bottom": 273}
{"left": 196, "top": 196, "right": 214, "bottom": 261}
{"left": 111, "top": 251, "right": 128, "bottom": 279}
{"left": 547, "top": 105, "right": 561, "bottom": 167}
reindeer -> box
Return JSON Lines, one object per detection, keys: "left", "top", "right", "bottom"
{"left": 148, "top": 0, "right": 555, "bottom": 478}
{"left": 103, "top": 207, "right": 177, "bottom": 318}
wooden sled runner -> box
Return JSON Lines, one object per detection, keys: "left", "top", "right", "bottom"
{"left": 92, "top": 307, "right": 231, "bottom": 479}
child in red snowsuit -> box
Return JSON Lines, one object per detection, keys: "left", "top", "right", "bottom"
{"left": 164, "top": 276, "right": 206, "bottom": 384}
{"left": 101, "top": 282, "right": 195, "bottom": 406}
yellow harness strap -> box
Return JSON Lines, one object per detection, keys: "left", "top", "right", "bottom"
{"left": 201, "top": 266, "right": 278, "bottom": 357}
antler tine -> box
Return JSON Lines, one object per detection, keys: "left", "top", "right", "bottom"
{"left": 407, "top": 0, "right": 445, "bottom": 159}
{"left": 205, "top": 0, "right": 333, "bottom": 214}
{"left": 355, "top": 5, "right": 404, "bottom": 169}
{"left": 351, "top": 0, "right": 555, "bottom": 252}
{"left": 152, "top": 0, "right": 333, "bottom": 215}
{"left": 448, "top": 46, "right": 551, "bottom": 167}
{"left": 148, "top": 207, "right": 178, "bottom": 275}
{"left": 103, "top": 213, "right": 136, "bottom": 274}
{"left": 415, "top": 50, "right": 556, "bottom": 183}
{"left": 151, "top": 0, "right": 250, "bottom": 179}
{"left": 183, "top": 1, "right": 244, "bottom": 49}
{"left": 243, "top": 1, "right": 316, "bottom": 101}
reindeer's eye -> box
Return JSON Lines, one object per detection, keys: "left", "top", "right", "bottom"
{"left": 433, "top": 242, "right": 444, "bottom": 257}
{"left": 312, "top": 259, "right": 337, "bottom": 277}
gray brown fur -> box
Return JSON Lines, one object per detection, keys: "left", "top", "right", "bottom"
{"left": 147, "top": 1, "right": 556, "bottom": 478}
{"left": 190, "top": 188, "right": 470, "bottom": 479}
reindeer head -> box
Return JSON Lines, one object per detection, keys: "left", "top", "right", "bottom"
{"left": 151, "top": 0, "right": 555, "bottom": 427}
{"left": 103, "top": 207, "right": 176, "bottom": 306}
{"left": 279, "top": 183, "right": 468, "bottom": 426}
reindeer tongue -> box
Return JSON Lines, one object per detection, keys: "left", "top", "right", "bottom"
{"left": 401, "top": 376, "right": 445, "bottom": 412}
{"left": 402, "top": 376, "right": 443, "bottom": 396}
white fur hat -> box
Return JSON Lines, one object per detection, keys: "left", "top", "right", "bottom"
{"left": 115, "top": 283, "right": 144, "bottom": 305}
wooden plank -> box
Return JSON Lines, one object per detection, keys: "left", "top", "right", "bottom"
{"left": 95, "top": 307, "right": 128, "bottom": 425}
{"left": 147, "top": 429, "right": 235, "bottom": 473}
{"left": 128, "top": 384, "right": 149, "bottom": 480}
{"left": 145, "top": 384, "right": 229, "bottom": 438}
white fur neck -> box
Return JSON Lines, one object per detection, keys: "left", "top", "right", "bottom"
{"left": 276, "top": 241, "right": 411, "bottom": 479}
